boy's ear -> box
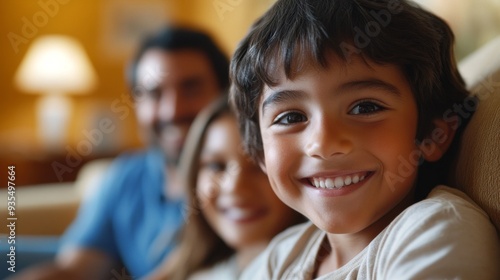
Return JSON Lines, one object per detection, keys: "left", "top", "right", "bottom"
{"left": 418, "top": 118, "right": 457, "bottom": 162}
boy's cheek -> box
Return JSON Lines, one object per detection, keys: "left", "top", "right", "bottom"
{"left": 378, "top": 149, "right": 421, "bottom": 191}
{"left": 262, "top": 145, "right": 288, "bottom": 180}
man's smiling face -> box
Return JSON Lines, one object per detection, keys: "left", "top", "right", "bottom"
{"left": 135, "top": 48, "right": 221, "bottom": 164}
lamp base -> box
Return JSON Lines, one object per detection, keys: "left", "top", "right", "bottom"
{"left": 36, "top": 95, "right": 71, "bottom": 152}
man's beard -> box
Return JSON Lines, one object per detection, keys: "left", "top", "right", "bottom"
{"left": 148, "top": 134, "right": 182, "bottom": 167}
{"left": 152, "top": 120, "right": 192, "bottom": 167}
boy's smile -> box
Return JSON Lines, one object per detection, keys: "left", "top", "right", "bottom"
{"left": 259, "top": 53, "right": 423, "bottom": 235}
{"left": 306, "top": 170, "right": 373, "bottom": 194}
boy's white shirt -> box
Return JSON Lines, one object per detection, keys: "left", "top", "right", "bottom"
{"left": 240, "top": 186, "right": 500, "bottom": 280}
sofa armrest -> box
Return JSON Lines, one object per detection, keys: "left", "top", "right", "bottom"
{"left": 0, "top": 158, "right": 113, "bottom": 236}
{"left": 0, "top": 183, "right": 80, "bottom": 236}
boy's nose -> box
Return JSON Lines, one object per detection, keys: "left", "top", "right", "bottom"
{"left": 305, "top": 118, "right": 353, "bottom": 160}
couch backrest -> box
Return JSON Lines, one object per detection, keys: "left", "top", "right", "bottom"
{"left": 74, "top": 158, "right": 113, "bottom": 201}
{"left": 451, "top": 36, "right": 500, "bottom": 236}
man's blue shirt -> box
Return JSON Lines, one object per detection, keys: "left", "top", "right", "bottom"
{"left": 61, "top": 149, "right": 184, "bottom": 278}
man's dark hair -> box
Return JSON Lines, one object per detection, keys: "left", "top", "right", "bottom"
{"left": 128, "top": 26, "right": 229, "bottom": 90}
{"left": 230, "top": 0, "right": 470, "bottom": 199}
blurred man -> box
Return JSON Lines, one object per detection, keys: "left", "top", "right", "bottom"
{"left": 10, "top": 27, "right": 228, "bottom": 280}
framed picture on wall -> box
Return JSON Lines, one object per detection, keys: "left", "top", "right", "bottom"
{"left": 99, "top": 0, "right": 170, "bottom": 60}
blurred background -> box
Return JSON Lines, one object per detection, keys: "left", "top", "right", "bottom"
{"left": 0, "top": 0, "right": 499, "bottom": 187}
{"left": 0, "top": 0, "right": 275, "bottom": 186}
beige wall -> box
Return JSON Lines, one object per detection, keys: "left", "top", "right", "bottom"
{"left": 414, "top": 0, "right": 500, "bottom": 59}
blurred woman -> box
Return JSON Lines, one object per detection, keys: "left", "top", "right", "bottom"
{"left": 147, "top": 95, "right": 305, "bottom": 280}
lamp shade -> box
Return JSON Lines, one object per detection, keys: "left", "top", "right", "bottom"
{"left": 14, "top": 35, "right": 97, "bottom": 95}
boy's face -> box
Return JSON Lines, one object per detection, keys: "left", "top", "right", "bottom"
{"left": 258, "top": 53, "right": 423, "bottom": 234}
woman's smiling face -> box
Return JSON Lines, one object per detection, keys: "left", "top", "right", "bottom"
{"left": 196, "top": 113, "right": 300, "bottom": 250}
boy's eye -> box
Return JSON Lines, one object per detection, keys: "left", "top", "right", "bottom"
{"left": 349, "top": 101, "right": 386, "bottom": 115}
{"left": 273, "top": 112, "right": 307, "bottom": 125}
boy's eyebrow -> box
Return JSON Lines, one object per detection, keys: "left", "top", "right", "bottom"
{"left": 339, "top": 79, "right": 401, "bottom": 97}
{"left": 261, "top": 89, "right": 305, "bottom": 115}
{"left": 261, "top": 79, "right": 401, "bottom": 115}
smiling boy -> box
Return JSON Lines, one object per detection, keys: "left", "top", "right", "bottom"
{"left": 231, "top": 0, "right": 500, "bottom": 279}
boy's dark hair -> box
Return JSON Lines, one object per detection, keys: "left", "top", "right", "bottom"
{"left": 230, "top": 0, "right": 470, "bottom": 199}
{"left": 128, "top": 26, "right": 229, "bottom": 90}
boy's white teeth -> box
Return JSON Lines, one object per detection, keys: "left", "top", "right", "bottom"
{"left": 310, "top": 173, "right": 367, "bottom": 189}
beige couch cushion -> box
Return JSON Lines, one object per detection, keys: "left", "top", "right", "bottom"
{"left": 452, "top": 36, "right": 500, "bottom": 235}
{"left": 0, "top": 158, "right": 112, "bottom": 236}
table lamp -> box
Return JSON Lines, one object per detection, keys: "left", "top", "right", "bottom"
{"left": 14, "top": 35, "right": 97, "bottom": 152}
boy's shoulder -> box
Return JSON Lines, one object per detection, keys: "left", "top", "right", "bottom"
{"left": 241, "top": 186, "right": 500, "bottom": 279}
{"left": 240, "top": 221, "right": 324, "bottom": 280}
{"left": 381, "top": 185, "right": 494, "bottom": 249}
{"left": 370, "top": 185, "right": 500, "bottom": 278}
{"left": 400, "top": 185, "right": 490, "bottom": 224}
{"left": 264, "top": 220, "right": 323, "bottom": 262}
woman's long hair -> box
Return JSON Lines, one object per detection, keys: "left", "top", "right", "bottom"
{"left": 159, "top": 95, "right": 236, "bottom": 280}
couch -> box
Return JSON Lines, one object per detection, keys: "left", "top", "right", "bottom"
{"left": 452, "top": 36, "right": 500, "bottom": 236}
{"left": 0, "top": 158, "right": 112, "bottom": 278}
{"left": 0, "top": 158, "right": 112, "bottom": 236}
